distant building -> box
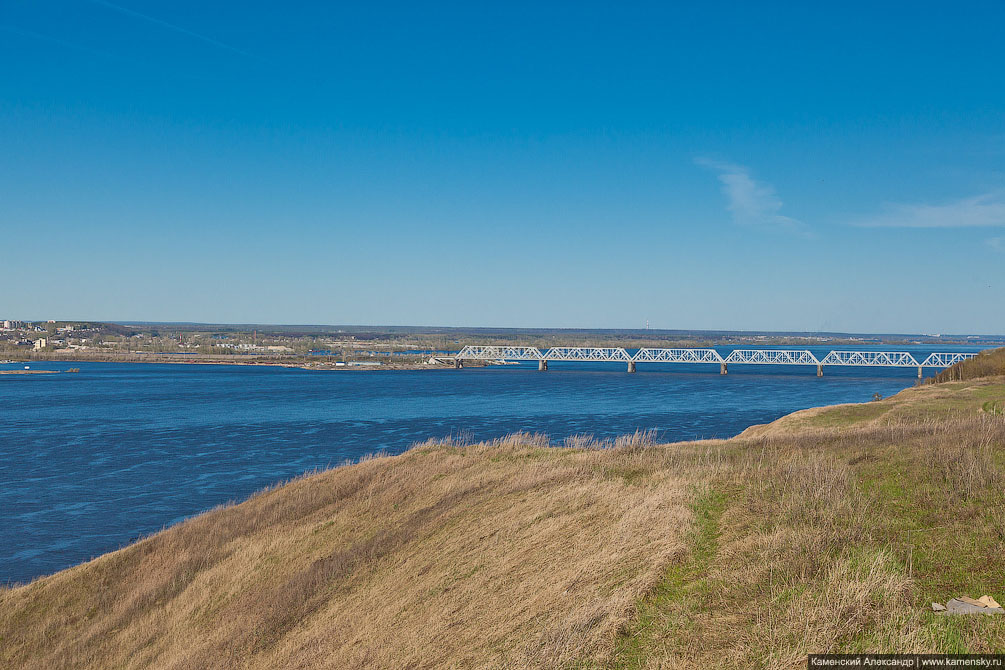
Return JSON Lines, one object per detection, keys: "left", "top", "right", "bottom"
{"left": 33, "top": 338, "right": 47, "bottom": 350}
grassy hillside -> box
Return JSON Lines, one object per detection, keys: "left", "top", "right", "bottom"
{"left": 930, "top": 346, "right": 1005, "bottom": 383}
{"left": 2, "top": 377, "right": 1005, "bottom": 668}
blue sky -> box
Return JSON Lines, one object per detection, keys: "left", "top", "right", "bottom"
{"left": 2, "top": 2, "right": 1004, "bottom": 333}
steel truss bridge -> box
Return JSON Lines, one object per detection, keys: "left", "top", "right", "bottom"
{"left": 454, "top": 346, "right": 978, "bottom": 377}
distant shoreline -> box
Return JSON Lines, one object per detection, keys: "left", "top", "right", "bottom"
{"left": 0, "top": 369, "right": 61, "bottom": 375}
{"left": 0, "top": 352, "right": 483, "bottom": 372}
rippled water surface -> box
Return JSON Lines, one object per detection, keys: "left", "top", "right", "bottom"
{"left": 0, "top": 349, "right": 980, "bottom": 582}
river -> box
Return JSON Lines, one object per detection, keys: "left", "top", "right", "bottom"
{"left": 0, "top": 345, "right": 985, "bottom": 583}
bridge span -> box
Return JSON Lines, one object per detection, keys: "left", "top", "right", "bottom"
{"left": 454, "top": 346, "right": 978, "bottom": 377}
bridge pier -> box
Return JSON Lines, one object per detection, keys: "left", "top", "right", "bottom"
{"left": 627, "top": 361, "right": 636, "bottom": 373}
{"left": 454, "top": 358, "right": 462, "bottom": 369}
{"left": 539, "top": 359, "right": 548, "bottom": 371}
{"left": 720, "top": 362, "right": 728, "bottom": 375}
{"left": 918, "top": 366, "right": 923, "bottom": 379}
{"left": 817, "top": 364, "right": 823, "bottom": 377}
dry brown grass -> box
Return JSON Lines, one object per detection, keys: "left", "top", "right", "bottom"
{"left": 3, "top": 382, "right": 1005, "bottom": 669}
{"left": 0, "top": 432, "right": 717, "bottom": 669}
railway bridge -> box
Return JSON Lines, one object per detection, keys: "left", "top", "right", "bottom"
{"left": 454, "top": 346, "right": 978, "bottom": 377}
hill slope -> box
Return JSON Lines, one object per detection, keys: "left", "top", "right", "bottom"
{"left": 3, "top": 377, "right": 1005, "bottom": 668}
{"left": 930, "top": 346, "right": 1005, "bottom": 383}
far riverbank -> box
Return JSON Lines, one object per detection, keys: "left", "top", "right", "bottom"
{"left": 0, "top": 351, "right": 483, "bottom": 371}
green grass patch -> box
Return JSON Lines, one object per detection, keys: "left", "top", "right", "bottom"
{"left": 804, "top": 402, "right": 891, "bottom": 428}
{"left": 850, "top": 439, "right": 1005, "bottom": 651}
{"left": 610, "top": 487, "right": 727, "bottom": 669}
{"left": 886, "top": 383, "right": 1005, "bottom": 421}
{"left": 597, "top": 465, "right": 648, "bottom": 485}
{"left": 981, "top": 400, "right": 1005, "bottom": 415}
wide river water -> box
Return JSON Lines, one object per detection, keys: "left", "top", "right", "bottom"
{"left": 0, "top": 346, "right": 985, "bottom": 583}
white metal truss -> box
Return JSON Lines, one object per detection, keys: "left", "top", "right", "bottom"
{"left": 455, "top": 345, "right": 976, "bottom": 371}
{"left": 455, "top": 345, "right": 544, "bottom": 360}
{"left": 633, "top": 348, "right": 723, "bottom": 363}
{"left": 723, "top": 349, "right": 819, "bottom": 365}
{"left": 919, "top": 352, "right": 977, "bottom": 368}
{"left": 542, "top": 347, "right": 632, "bottom": 361}
{"left": 819, "top": 351, "right": 919, "bottom": 367}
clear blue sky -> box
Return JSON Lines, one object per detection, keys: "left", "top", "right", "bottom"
{"left": 3, "top": 2, "right": 1004, "bottom": 333}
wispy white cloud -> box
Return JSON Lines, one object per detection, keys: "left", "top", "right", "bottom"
{"left": 696, "top": 158, "right": 808, "bottom": 235}
{"left": 87, "top": 0, "right": 263, "bottom": 62}
{"left": 854, "top": 191, "right": 1005, "bottom": 228}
